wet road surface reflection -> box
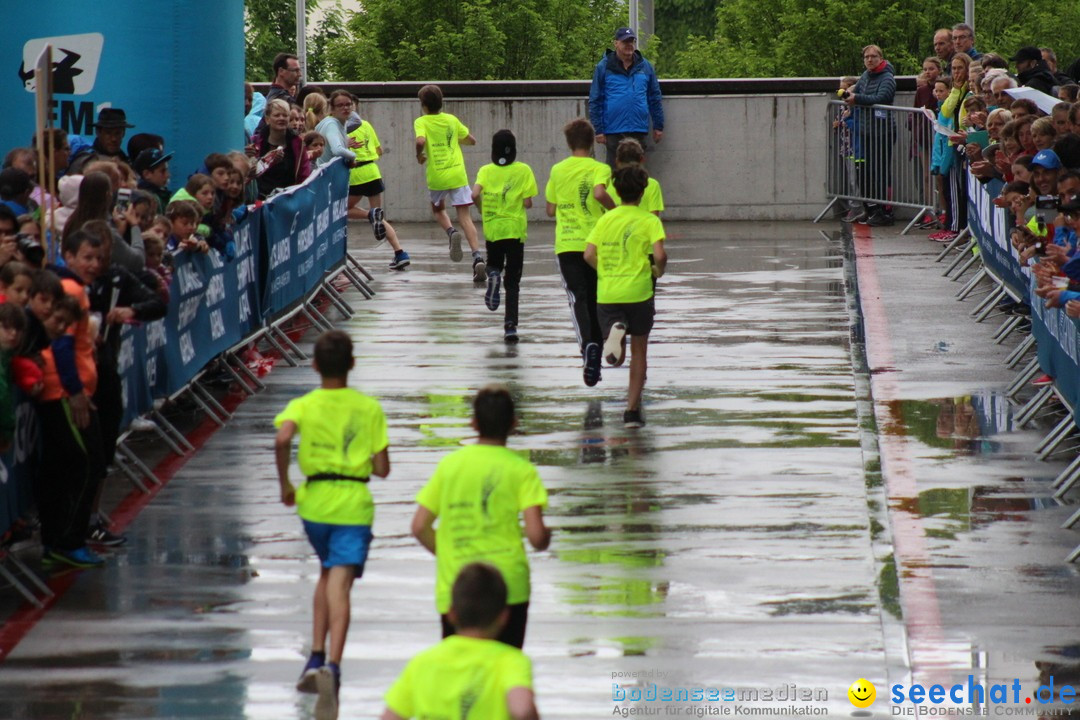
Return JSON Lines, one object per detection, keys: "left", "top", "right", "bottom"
{"left": 1, "top": 223, "right": 1077, "bottom": 718}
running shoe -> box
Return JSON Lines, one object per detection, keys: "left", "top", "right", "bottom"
{"left": 504, "top": 323, "right": 519, "bottom": 344}
{"left": 389, "top": 250, "right": 411, "bottom": 270}
{"left": 866, "top": 211, "right": 895, "bottom": 227}
{"left": 928, "top": 231, "right": 957, "bottom": 242}
{"left": 448, "top": 228, "right": 463, "bottom": 262}
{"left": 472, "top": 256, "right": 487, "bottom": 283}
{"left": 46, "top": 546, "right": 105, "bottom": 568}
{"left": 842, "top": 207, "right": 868, "bottom": 223}
{"left": 296, "top": 653, "right": 325, "bottom": 694}
{"left": 603, "top": 322, "right": 627, "bottom": 366}
{"left": 583, "top": 343, "right": 602, "bottom": 387}
{"left": 315, "top": 665, "right": 340, "bottom": 720}
{"left": 485, "top": 270, "right": 501, "bottom": 311}
{"left": 88, "top": 521, "right": 128, "bottom": 547}
{"left": 369, "top": 207, "right": 387, "bottom": 244}
{"left": 623, "top": 409, "right": 645, "bottom": 429}
{"left": 1032, "top": 374, "right": 1054, "bottom": 387}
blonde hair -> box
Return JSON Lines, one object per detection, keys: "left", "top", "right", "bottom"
{"left": 303, "top": 93, "right": 328, "bottom": 131}
{"left": 264, "top": 98, "right": 291, "bottom": 121}
{"left": 1031, "top": 116, "right": 1056, "bottom": 138}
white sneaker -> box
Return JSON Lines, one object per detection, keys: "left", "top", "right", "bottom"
{"left": 603, "top": 322, "right": 627, "bottom": 366}
{"left": 128, "top": 417, "right": 157, "bottom": 432}
{"left": 314, "top": 666, "right": 339, "bottom": 720}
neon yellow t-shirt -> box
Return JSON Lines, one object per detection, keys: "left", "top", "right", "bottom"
{"left": 416, "top": 444, "right": 548, "bottom": 613}
{"left": 544, "top": 155, "right": 612, "bottom": 254}
{"left": 608, "top": 176, "right": 664, "bottom": 214}
{"left": 384, "top": 635, "right": 533, "bottom": 720}
{"left": 475, "top": 162, "right": 538, "bottom": 242}
{"left": 414, "top": 112, "right": 470, "bottom": 191}
{"left": 585, "top": 204, "right": 665, "bottom": 304}
{"left": 274, "top": 387, "right": 389, "bottom": 525}
{"left": 347, "top": 121, "right": 382, "bottom": 186}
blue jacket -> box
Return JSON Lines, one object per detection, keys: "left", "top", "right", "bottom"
{"left": 589, "top": 49, "right": 664, "bottom": 136}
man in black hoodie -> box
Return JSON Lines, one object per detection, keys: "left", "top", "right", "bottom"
{"left": 1012, "top": 46, "right": 1058, "bottom": 96}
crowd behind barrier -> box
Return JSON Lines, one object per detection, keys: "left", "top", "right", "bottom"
{"left": 0, "top": 160, "right": 350, "bottom": 551}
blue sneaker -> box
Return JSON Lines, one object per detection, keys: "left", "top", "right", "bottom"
{"left": 296, "top": 652, "right": 325, "bottom": 694}
{"left": 47, "top": 546, "right": 105, "bottom": 568}
{"left": 315, "top": 664, "right": 340, "bottom": 720}
{"left": 389, "top": 250, "right": 411, "bottom": 270}
{"left": 583, "top": 343, "right": 602, "bottom": 387}
{"left": 485, "top": 270, "right": 501, "bottom": 311}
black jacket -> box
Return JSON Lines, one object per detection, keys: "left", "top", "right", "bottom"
{"left": 1019, "top": 63, "right": 1058, "bottom": 96}
{"left": 90, "top": 264, "right": 167, "bottom": 354}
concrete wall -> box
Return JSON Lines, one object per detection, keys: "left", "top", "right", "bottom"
{"left": 350, "top": 94, "right": 833, "bottom": 222}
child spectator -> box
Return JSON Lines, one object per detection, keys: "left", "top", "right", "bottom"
{"left": 152, "top": 214, "right": 173, "bottom": 243}
{"left": 584, "top": 166, "right": 668, "bottom": 428}
{"left": 204, "top": 153, "right": 234, "bottom": 191}
{"left": 544, "top": 118, "right": 614, "bottom": 386}
{"left": 607, "top": 138, "right": 664, "bottom": 214}
{"left": 1031, "top": 117, "right": 1057, "bottom": 151}
{"left": 0, "top": 261, "right": 33, "bottom": 305}
{"left": 928, "top": 79, "right": 958, "bottom": 241}
{"left": 133, "top": 148, "right": 173, "bottom": 214}
{"left": 411, "top": 384, "right": 550, "bottom": 649}
{"left": 13, "top": 269, "right": 63, "bottom": 397}
{"left": 1012, "top": 155, "right": 1034, "bottom": 184}
{"left": 142, "top": 232, "right": 171, "bottom": 304}
{"left": 472, "top": 130, "right": 537, "bottom": 342}
{"left": 303, "top": 131, "right": 326, "bottom": 164}
{"left": 414, "top": 84, "right": 486, "bottom": 280}
{"left": 380, "top": 563, "right": 541, "bottom": 720}
{"left": 165, "top": 200, "right": 209, "bottom": 254}
{"left": 346, "top": 102, "right": 411, "bottom": 270}
{"left": 0, "top": 303, "right": 26, "bottom": 452}
{"left": 274, "top": 330, "right": 391, "bottom": 720}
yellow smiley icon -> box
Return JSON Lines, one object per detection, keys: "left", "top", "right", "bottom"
{"left": 848, "top": 679, "right": 876, "bottom": 708}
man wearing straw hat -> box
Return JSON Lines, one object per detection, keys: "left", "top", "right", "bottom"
{"left": 68, "top": 108, "right": 135, "bottom": 174}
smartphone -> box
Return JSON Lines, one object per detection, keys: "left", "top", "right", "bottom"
{"left": 116, "top": 187, "right": 132, "bottom": 211}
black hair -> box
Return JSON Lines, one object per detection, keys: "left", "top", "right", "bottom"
{"left": 1002, "top": 180, "right": 1030, "bottom": 196}
{"left": 451, "top": 563, "right": 508, "bottom": 631}
{"left": 1053, "top": 133, "right": 1080, "bottom": 171}
{"left": 30, "top": 269, "right": 63, "bottom": 300}
{"left": 473, "top": 384, "right": 515, "bottom": 440}
{"left": 0, "top": 302, "right": 26, "bottom": 332}
{"left": 0, "top": 261, "right": 31, "bottom": 287}
{"left": 0, "top": 169, "right": 32, "bottom": 200}
{"left": 52, "top": 293, "right": 83, "bottom": 323}
{"left": 130, "top": 189, "right": 154, "bottom": 208}
{"left": 272, "top": 52, "right": 298, "bottom": 77}
{"left": 61, "top": 228, "right": 102, "bottom": 258}
{"left": 313, "top": 330, "right": 354, "bottom": 378}
{"left": 612, "top": 165, "right": 649, "bottom": 204}
{"left": 126, "top": 133, "right": 164, "bottom": 161}
{"left": 0, "top": 204, "right": 17, "bottom": 231}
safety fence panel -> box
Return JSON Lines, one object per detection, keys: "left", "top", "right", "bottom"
{"left": 1030, "top": 275, "right": 1080, "bottom": 415}
{"left": 0, "top": 159, "right": 351, "bottom": 542}
{"left": 825, "top": 100, "right": 935, "bottom": 210}
{"left": 966, "top": 174, "right": 1030, "bottom": 302}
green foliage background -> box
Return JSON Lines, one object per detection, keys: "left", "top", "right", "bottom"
{"left": 246, "top": 0, "right": 1080, "bottom": 82}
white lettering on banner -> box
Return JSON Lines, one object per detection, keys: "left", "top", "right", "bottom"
{"left": 210, "top": 309, "right": 225, "bottom": 341}
{"left": 238, "top": 292, "right": 251, "bottom": 324}
{"left": 121, "top": 382, "right": 128, "bottom": 415}
{"left": 208, "top": 251, "right": 224, "bottom": 270}
{"left": 334, "top": 197, "right": 348, "bottom": 217}
{"left": 271, "top": 271, "right": 291, "bottom": 294}
{"left": 177, "top": 263, "right": 204, "bottom": 294}
{"left": 146, "top": 319, "right": 166, "bottom": 351}
{"left": 297, "top": 222, "right": 315, "bottom": 254}
{"left": 317, "top": 241, "right": 327, "bottom": 261}
{"left": 270, "top": 236, "right": 291, "bottom": 269}
{"left": 316, "top": 208, "right": 329, "bottom": 236}
{"left": 178, "top": 296, "right": 201, "bottom": 330}
{"left": 205, "top": 274, "right": 225, "bottom": 307}
{"left": 117, "top": 335, "right": 134, "bottom": 374}
{"left": 235, "top": 224, "right": 252, "bottom": 256}
{"left": 146, "top": 357, "right": 157, "bottom": 386}
{"left": 1066, "top": 314, "right": 1078, "bottom": 363}
{"left": 334, "top": 227, "right": 346, "bottom": 245}
{"left": 236, "top": 255, "right": 255, "bottom": 291}
{"left": 179, "top": 332, "right": 195, "bottom": 364}
{"left": 298, "top": 255, "right": 314, "bottom": 279}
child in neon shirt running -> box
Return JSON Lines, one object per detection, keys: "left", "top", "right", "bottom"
{"left": 411, "top": 383, "right": 551, "bottom": 649}
{"left": 606, "top": 137, "right": 664, "bottom": 215}
{"left": 274, "top": 330, "right": 391, "bottom": 720}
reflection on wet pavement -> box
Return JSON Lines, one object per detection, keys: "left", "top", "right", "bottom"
{"left": 1, "top": 222, "right": 1078, "bottom": 718}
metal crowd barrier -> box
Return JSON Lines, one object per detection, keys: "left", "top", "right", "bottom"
{"left": 815, "top": 100, "right": 936, "bottom": 235}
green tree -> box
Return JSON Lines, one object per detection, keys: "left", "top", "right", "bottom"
{"left": 653, "top": 0, "right": 718, "bottom": 70}
{"left": 244, "top": 0, "right": 345, "bottom": 82}
{"left": 323, "top": 0, "right": 625, "bottom": 81}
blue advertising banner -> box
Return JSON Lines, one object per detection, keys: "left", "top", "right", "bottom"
{"left": 1029, "top": 275, "right": 1080, "bottom": 414}
{"left": 262, "top": 161, "right": 350, "bottom": 317}
{"left": 0, "top": 2, "right": 244, "bottom": 184}
{"left": 967, "top": 174, "right": 1029, "bottom": 302}
{"left": 0, "top": 399, "right": 38, "bottom": 541}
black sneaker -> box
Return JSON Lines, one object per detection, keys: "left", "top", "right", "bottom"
{"left": 88, "top": 522, "right": 128, "bottom": 547}
{"left": 448, "top": 228, "right": 463, "bottom": 262}
{"left": 485, "top": 271, "right": 501, "bottom": 310}
{"left": 504, "top": 323, "right": 519, "bottom": 344}
{"left": 603, "top": 322, "right": 627, "bottom": 366}
{"left": 867, "top": 211, "right": 895, "bottom": 227}
{"left": 623, "top": 409, "right": 645, "bottom": 428}
{"left": 472, "top": 256, "right": 487, "bottom": 283}
{"left": 369, "top": 207, "right": 387, "bottom": 244}
{"left": 583, "top": 343, "right": 602, "bottom": 387}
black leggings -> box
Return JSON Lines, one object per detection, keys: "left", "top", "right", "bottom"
{"left": 486, "top": 239, "right": 524, "bottom": 327}
{"left": 557, "top": 251, "right": 601, "bottom": 352}
{"left": 35, "top": 399, "right": 101, "bottom": 551}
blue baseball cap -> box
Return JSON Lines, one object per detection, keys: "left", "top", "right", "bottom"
{"left": 614, "top": 27, "right": 636, "bottom": 42}
{"left": 1032, "top": 149, "right": 1062, "bottom": 170}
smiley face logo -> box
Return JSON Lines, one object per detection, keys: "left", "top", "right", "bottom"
{"left": 848, "top": 679, "right": 876, "bottom": 708}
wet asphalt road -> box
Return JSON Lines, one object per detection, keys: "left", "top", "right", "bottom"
{"left": 0, "top": 221, "right": 1077, "bottom": 719}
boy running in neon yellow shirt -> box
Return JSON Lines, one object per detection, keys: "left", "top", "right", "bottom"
{"left": 414, "top": 84, "right": 486, "bottom": 281}
{"left": 346, "top": 103, "right": 411, "bottom": 270}
{"left": 473, "top": 129, "right": 538, "bottom": 343}
{"left": 380, "top": 563, "right": 541, "bottom": 720}
{"left": 411, "top": 384, "right": 551, "bottom": 649}
{"left": 545, "top": 118, "right": 615, "bottom": 387}
{"left": 274, "top": 330, "right": 391, "bottom": 720}
{"left": 606, "top": 138, "right": 664, "bottom": 215}
{"left": 585, "top": 166, "right": 667, "bottom": 429}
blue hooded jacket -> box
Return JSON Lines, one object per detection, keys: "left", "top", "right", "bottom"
{"left": 588, "top": 49, "right": 664, "bottom": 136}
